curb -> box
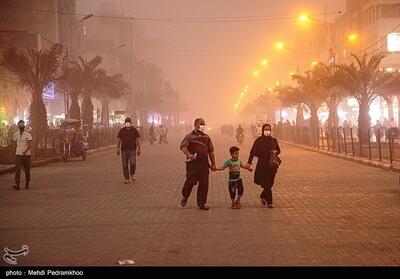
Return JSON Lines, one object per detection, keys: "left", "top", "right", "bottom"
{"left": 0, "top": 145, "right": 116, "bottom": 176}
{"left": 282, "top": 141, "right": 400, "bottom": 173}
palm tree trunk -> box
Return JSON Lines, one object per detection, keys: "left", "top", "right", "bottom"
{"left": 327, "top": 99, "right": 339, "bottom": 129}
{"left": 296, "top": 104, "right": 303, "bottom": 128}
{"left": 358, "top": 99, "right": 371, "bottom": 144}
{"left": 29, "top": 91, "right": 48, "bottom": 158}
{"left": 69, "top": 93, "right": 80, "bottom": 120}
{"left": 309, "top": 103, "right": 320, "bottom": 143}
{"left": 397, "top": 95, "right": 400, "bottom": 126}
{"left": 101, "top": 99, "right": 108, "bottom": 127}
{"left": 82, "top": 93, "right": 94, "bottom": 132}
{"left": 385, "top": 96, "right": 394, "bottom": 121}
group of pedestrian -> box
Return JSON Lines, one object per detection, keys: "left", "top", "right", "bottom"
{"left": 12, "top": 116, "right": 281, "bottom": 211}
{"left": 179, "top": 118, "right": 281, "bottom": 210}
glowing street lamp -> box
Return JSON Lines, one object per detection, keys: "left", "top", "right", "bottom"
{"left": 311, "top": 60, "right": 319, "bottom": 67}
{"left": 298, "top": 13, "right": 310, "bottom": 24}
{"left": 348, "top": 33, "right": 358, "bottom": 43}
{"left": 261, "top": 59, "right": 268, "bottom": 66}
{"left": 275, "top": 41, "right": 285, "bottom": 51}
{"left": 253, "top": 70, "right": 260, "bottom": 77}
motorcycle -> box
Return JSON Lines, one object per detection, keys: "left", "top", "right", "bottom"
{"left": 236, "top": 133, "right": 244, "bottom": 145}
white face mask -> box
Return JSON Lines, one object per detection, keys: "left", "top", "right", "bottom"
{"left": 264, "top": 130, "right": 271, "bottom": 137}
{"left": 198, "top": 125, "right": 206, "bottom": 132}
{"left": 125, "top": 122, "right": 132, "bottom": 128}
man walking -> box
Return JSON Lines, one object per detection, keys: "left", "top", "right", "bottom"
{"left": 13, "top": 120, "right": 32, "bottom": 190}
{"left": 117, "top": 117, "right": 141, "bottom": 184}
{"left": 180, "top": 118, "right": 216, "bottom": 210}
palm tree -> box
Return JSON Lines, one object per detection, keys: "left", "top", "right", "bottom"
{"left": 94, "top": 70, "right": 130, "bottom": 128}
{"left": 388, "top": 72, "right": 400, "bottom": 124}
{"left": 59, "top": 66, "right": 84, "bottom": 120}
{"left": 275, "top": 85, "right": 305, "bottom": 128}
{"left": 379, "top": 71, "right": 400, "bottom": 123}
{"left": 312, "top": 63, "right": 347, "bottom": 129}
{"left": 335, "top": 53, "right": 391, "bottom": 141}
{"left": 1, "top": 44, "right": 64, "bottom": 151}
{"left": 292, "top": 72, "right": 326, "bottom": 137}
{"left": 70, "top": 56, "right": 103, "bottom": 131}
{"left": 129, "top": 60, "right": 163, "bottom": 124}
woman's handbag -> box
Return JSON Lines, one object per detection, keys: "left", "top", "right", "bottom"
{"left": 268, "top": 142, "right": 282, "bottom": 168}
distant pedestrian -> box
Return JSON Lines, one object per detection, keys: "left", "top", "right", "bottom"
{"left": 216, "top": 146, "right": 252, "bottom": 209}
{"left": 246, "top": 124, "right": 281, "bottom": 208}
{"left": 13, "top": 120, "right": 32, "bottom": 190}
{"left": 116, "top": 117, "right": 141, "bottom": 184}
{"left": 159, "top": 125, "right": 168, "bottom": 144}
{"left": 180, "top": 118, "right": 216, "bottom": 210}
{"left": 149, "top": 124, "right": 156, "bottom": 145}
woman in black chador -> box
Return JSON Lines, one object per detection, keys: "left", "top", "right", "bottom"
{"left": 246, "top": 124, "right": 281, "bottom": 208}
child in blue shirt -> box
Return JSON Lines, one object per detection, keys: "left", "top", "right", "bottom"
{"left": 216, "top": 146, "right": 252, "bottom": 209}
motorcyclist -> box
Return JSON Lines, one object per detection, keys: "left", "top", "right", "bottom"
{"left": 236, "top": 125, "right": 244, "bottom": 144}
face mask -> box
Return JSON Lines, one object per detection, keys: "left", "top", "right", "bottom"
{"left": 125, "top": 122, "right": 132, "bottom": 128}
{"left": 264, "top": 130, "right": 271, "bottom": 137}
{"left": 199, "top": 125, "right": 206, "bottom": 132}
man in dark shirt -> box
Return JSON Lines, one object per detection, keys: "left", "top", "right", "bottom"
{"left": 180, "top": 118, "right": 216, "bottom": 210}
{"left": 117, "top": 117, "right": 141, "bottom": 183}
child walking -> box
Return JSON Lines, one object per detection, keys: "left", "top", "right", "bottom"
{"left": 216, "top": 146, "right": 252, "bottom": 209}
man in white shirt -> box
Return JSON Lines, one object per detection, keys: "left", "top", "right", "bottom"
{"left": 13, "top": 120, "right": 32, "bottom": 190}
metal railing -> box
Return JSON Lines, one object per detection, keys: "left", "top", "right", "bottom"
{"left": 275, "top": 125, "right": 399, "bottom": 165}
{"left": 0, "top": 126, "right": 120, "bottom": 164}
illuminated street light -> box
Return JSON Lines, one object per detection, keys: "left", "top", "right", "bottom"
{"left": 298, "top": 13, "right": 310, "bottom": 24}
{"left": 240, "top": 92, "right": 244, "bottom": 96}
{"left": 348, "top": 33, "right": 358, "bottom": 43}
{"left": 275, "top": 41, "right": 285, "bottom": 50}
{"left": 311, "top": 60, "right": 319, "bottom": 67}
{"left": 289, "top": 71, "right": 295, "bottom": 77}
{"left": 253, "top": 70, "right": 260, "bottom": 77}
{"left": 261, "top": 59, "right": 268, "bottom": 66}
{"left": 245, "top": 84, "right": 249, "bottom": 89}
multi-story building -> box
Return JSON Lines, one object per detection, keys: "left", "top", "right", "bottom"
{"left": 332, "top": 0, "right": 400, "bottom": 69}
{"left": 0, "top": 0, "right": 78, "bottom": 125}
{"left": 331, "top": 0, "right": 400, "bottom": 125}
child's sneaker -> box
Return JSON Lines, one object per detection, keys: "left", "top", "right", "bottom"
{"left": 231, "top": 202, "right": 237, "bottom": 209}
{"left": 235, "top": 200, "right": 241, "bottom": 209}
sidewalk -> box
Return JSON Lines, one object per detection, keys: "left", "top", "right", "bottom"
{"left": 1, "top": 135, "right": 399, "bottom": 266}
{"left": 0, "top": 145, "right": 116, "bottom": 176}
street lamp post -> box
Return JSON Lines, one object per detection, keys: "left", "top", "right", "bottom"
{"left": 298, "top": 13, "right": 339, "bottom": 67}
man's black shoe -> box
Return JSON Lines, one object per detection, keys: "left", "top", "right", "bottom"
{"left": 199, "top": 205, "right": 209, "bottom": 211}
{"left": 13, "top": 185, "right": 20, "bottom": 191}
{"left": 181, "top": 198, "right": 187, "bottom": 207}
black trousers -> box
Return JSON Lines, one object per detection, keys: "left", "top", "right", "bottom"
{"left": 260, "top": 172, "right": 277, "bottom": 204}
{"left": 182, "top": 167, "right": 209, "bottom": 207}
{"left": 15, "top": 155, "right": 31, "bottom": 186}
{"left": 228, "top": 179, "right": 244, "bottom": 200}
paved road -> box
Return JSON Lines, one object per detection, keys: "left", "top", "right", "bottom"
{"left": 1, "top": 132, "right": 400, "bottom": 266}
